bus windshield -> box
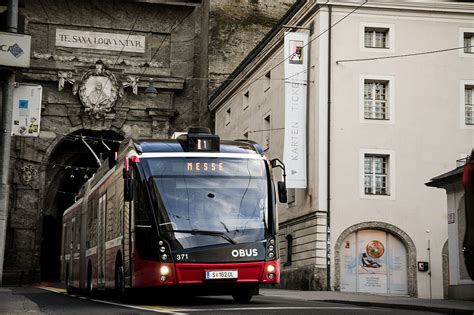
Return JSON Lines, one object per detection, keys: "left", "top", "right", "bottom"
{"left": 145, "top": 157, "right": 269, "bottom": 249}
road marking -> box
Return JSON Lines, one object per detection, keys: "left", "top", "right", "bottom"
{"left": 90, "top": 299, "right": 189, "bottom": 314}
{"left": 37, "top": 286, "right": 188, "bottom": 314}
{"left": 38, "top": 286, "right": 67, "bottom": 294}
{"left": 186, "top": 306, "right": 368, "bottom": 312}
{"left": 37, "top": 287, "right": 368, "bottom": 314}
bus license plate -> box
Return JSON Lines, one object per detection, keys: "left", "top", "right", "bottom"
{"left": 205, "top": 270, "right": 238, "bottom": 280}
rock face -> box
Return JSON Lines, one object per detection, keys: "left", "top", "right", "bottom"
{"left": 209, "top": 0, "right": 297, "bottom": 92}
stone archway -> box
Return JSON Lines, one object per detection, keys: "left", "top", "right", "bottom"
{"left": 442, "top": 240, "right": 449, "bottom": 299}
{"left": 334, "top": 221, "right": 417, "bottom": 297}
{"left": 38, "top": 129, "right": 124, "bottom": 281}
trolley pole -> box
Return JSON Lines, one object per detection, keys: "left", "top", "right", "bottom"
{"left": 0, "top": 0, "right": 19, "bottom": 286}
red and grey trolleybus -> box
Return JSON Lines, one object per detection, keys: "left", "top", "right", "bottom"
{"left": 61, "top": 128, "right": 287, "bottom": 302}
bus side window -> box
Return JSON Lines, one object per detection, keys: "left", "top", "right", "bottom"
{"left": 133, "top": 168, "right": 158, "bottom": 260}
{"left": 133, "top": 170, "right": 150, "bottom": 226}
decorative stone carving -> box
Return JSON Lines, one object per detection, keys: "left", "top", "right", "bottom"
{"left": 19, "top": 164, "right": 38, "bottom": 187}
{"left": 120, "top": 75, "right": 139, "bottom": 97}
{"left": 58, "top": 71, "right": 78, "bottom": 94}
{"left": 78, "top": 61, "right": 119, "bottom": 119}
{"left": 58, "top": 61, "right": 141, "bottom": 119}
{"left": 35, "top": 51, "right": 164, "bottom": 68}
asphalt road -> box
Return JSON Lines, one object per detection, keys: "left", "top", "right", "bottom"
{"left": 0, "top": 286, "right": 440, "bottom": 315}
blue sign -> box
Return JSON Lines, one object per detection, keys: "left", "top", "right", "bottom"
{"left": 19, "top": 100, "right": 29, "bottom": 109}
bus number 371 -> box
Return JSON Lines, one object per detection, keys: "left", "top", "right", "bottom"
{"left": 176, "top": 254, "right": 189, "bottom": 261}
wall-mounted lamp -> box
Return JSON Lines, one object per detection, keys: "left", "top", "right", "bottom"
{"left": 144, "top": 79, "right": 158, "bottom": 98}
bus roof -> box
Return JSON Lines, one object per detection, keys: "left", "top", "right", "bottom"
{"left": 133, "top": 139, "right": 264, "bottom": 155}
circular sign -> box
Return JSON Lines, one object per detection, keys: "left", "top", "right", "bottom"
{"left": 366, "top": 240, "right": 385, "bottom": 259}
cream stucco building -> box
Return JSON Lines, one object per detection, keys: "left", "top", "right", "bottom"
{"left": 208, "top": 0, "right": 474, "bottom": 298}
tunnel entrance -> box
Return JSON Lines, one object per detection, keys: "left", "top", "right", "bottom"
{"left": 39, "top": 130, "right": 123, "bottom": 282}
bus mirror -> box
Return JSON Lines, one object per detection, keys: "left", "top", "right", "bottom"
{"left": 123, "top": 168, "right": 133, "bottom": 201}
{"left": 271, "top": 158, "right": 287, "bottom": 203}
{"left": 278, "top": 181, "right": 287, "bottom": 203}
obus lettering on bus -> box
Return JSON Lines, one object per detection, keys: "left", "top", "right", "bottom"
{"left": 231, "top": 249, "right": 258, "bottom": 257}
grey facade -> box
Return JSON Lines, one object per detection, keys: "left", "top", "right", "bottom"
{"left": 0, "top": 0, "right": 209, "bottom": 284}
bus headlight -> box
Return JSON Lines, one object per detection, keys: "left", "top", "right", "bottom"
{"left": 267, "top": 264, "right": 275, "bottom": 273}
{"left": 160, "top": 265, "right": 170, "bottom": 275}
{"left": 161, "top": 254, "right": 168, "bottom": 260}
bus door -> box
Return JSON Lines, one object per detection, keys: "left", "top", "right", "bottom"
{"left": 69, "top": 217, "right": 75, "bottom": 285}
{"left": 97, "top": 194, "right": 107, "bottom": 288}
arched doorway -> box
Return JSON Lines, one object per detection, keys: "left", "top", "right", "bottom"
{"left": 339, "top": 229, "right": 408, "bottom": 295}
{"left": 39, "top": 129, "right": 124, "bottom": 282}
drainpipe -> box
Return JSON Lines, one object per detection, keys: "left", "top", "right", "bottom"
{"left": 0, "top": 0, "right": 19, "bottom": 286}
{"left": 326, "top": 3, "right": 332, "bottom": 292}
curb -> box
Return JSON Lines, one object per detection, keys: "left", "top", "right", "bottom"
{"left": 322, "top": 300, "right": 474, "bottom": 315}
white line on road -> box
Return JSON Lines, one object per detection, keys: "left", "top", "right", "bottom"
{"left": 37, "top": 286, "right": 188, "bottom": 314}
{"left": 90, "top": 299, "right": 189, "bottom": 314}
{"left": 186, "top": 306, "right": 368, "bottom": 312}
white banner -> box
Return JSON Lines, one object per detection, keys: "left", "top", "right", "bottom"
{"left": 56, "top": 29, "right": 145, "bottom": 53}
{"left": 12, "top": 84, "right": 43, "bottom": 137}
{"left": 283, "top": 32, "right": 308, "bottom": 188}
{"left": 0, "top": 31, "right": 31, "bottom": 68}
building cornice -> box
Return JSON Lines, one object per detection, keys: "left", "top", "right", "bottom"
{"left": 326, "top": 1, "right": 474, "bottom": 14}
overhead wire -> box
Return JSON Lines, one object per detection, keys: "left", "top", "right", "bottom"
{"left": 11, "top": 156, "right": 99, "bottom": 172}
{"left": 336, "top": 45, "right": 474, "bottom": 63}
{"left": 137, "top": 8, "right": 195, "bottom": 81}
{"left": 185, "top": 0, "right": 367, "bottom": 120}
{"left": 214, "top": 0, "right": 367, "bottom": 103}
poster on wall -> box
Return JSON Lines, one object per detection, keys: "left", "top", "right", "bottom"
{"left": 283, "top": 31, "right": 309, "bottom": 188}
{"left": 357, "top": 230, "right": 388, "bottom": 294}
{"left": 387, "top": 234, "right": 408, "bottom": 294}
{"left": 340, "top": 233, "right": 357, "bottom": 292}
{"left": 11, "top": 84, "right": 43, "bottom": 137}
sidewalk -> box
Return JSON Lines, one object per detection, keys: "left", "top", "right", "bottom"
{"left": 260, "top": 288, "right": 474, "bottom": 314}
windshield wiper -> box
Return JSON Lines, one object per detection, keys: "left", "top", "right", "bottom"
{"left": 170, "top": 229, "right": 236, "bottom": 245}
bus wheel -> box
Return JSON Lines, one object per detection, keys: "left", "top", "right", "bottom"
{"left": 65, "top": 264, "right": 73, "bottom": 294}
{"left": 232, "top": 289, "right": 253, "bottom": 303}
{"left": 115, "top": 264, "right": 125, "bottom": 300}
{"left": 86, "top": 262, "right": 93, "bottom": 296}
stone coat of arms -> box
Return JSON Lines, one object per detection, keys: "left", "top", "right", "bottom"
{"left": 58, "top": 60, "right": 138, "bottom": 119}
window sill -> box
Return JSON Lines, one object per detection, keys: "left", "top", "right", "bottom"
{"left": 364, "top": 46, "right": 390, "bottom": 49}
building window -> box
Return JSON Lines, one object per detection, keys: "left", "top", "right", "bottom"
{"left": 364, "top": 28, "right": 389, "bottom": 48}
{"left": 364, "top": 81, "right": 388, "bottom": 120}
{"left": 263, "top": 113, "right": 271, "bottom": 150}
{"left": 364, "top": 155, "right": 389, "bottom": 195}
{"left": 264, "top": 71, "right": 271, "bottom": 92}
{"left": 466, "top": 86, "right": 474, "bottom": 125}
{"left": 225, "top": 107, "right": 231, "bottom": 126}
{"left": 464, "top": 33, "right": 474, "bottom": 54}
{"left": 285, "top": 234, "right": 293, "bottom": 266}
{"left": 243, "top": 91, "right": 249, "bottom": 111}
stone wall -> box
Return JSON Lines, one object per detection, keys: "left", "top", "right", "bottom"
{"left": 278, "top": 212, "right": 328, "bottom": 290}
{"left": 208, "top": 0, "right": 296, "bottom": 92}
{"left": 1, "top": 0, "right": 208, "bottom": 284}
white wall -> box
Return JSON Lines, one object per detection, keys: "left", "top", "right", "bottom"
{"left": 212, "top": 1, "right": 474, "bottom": 297}
{"left": 328, "top": 5, "right": 474, "bottom": 298}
